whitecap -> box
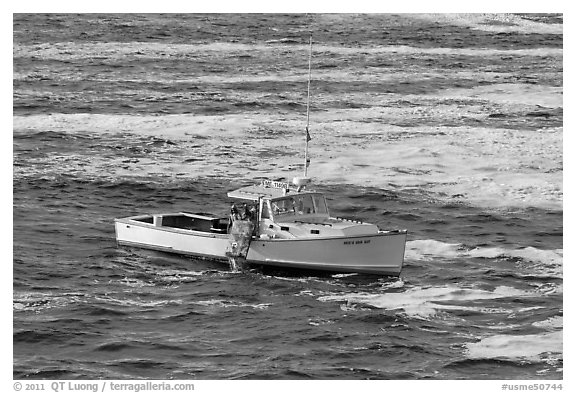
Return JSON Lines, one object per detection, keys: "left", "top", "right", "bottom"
{"left": 468, "top": 246, "right": 563, "bottom": 266}
{"left": 465, "top": 331, "right": 563, "bottom": 363}
{"left": 13, "top": 291, "right": 85, "bottom": 312}
{"left": 532, "top": 316, "right": 563, "bottom": 330}
{"left": 13, "top": 41, "right": 563, "bottom": 61}
{"left": 405, "top": 239, "right": 462, "bottom": 261}
{"left": 405, "top": 240, "right": 563, "bottom": 279}
{"left": 94, "top": 296, "right": 183, "bottom": 308}
{"left": 110, "top": 277, "right": 156, "bottom": 288}
{"left": 318, "top": 285, "right": 530, "bottom": 319}
{"left": 406, "top": 240, "right": 562, "bottom": 265}
{"left": 194, "top": 299, "right": 272, "bottom": 310}
{"left": 331, "top": 273, "right": 359, "bottom": 278}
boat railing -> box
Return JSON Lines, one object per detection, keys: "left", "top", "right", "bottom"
{"left": 335, "top": 216, "right": 365, "bottom": 224}
{"left": 293, "top": 220, "right": 332, "bottom": 227}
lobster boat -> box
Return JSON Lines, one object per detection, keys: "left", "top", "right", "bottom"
{"left": 114, "top": 178, "right": 407, "bottom": 275}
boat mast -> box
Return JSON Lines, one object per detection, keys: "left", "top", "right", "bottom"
{"left": 304, "top": 35, "right": 312, "bottom": 177}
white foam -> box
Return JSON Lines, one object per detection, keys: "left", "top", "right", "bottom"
{"left": 13, "top": 41, "right": 562, "bottom": 62}
{"left": 194, "top": 299, "right": 272, "bottom": 310}
{"left": 94, "top": 296, "right": 183, "bottom": 308}
{"left": 469, "top": 246, "right": 563, "bottom": 266}
{"left": 380, "top": 279, "right": 405, "bottom": 290}
{"left": 532, "top": 316, "right": 563, "bottom": 330}
{"left": 153, "top": 269, "right": 206, "bottom": 283}
{"left": 318, "top": 285, "right": 530, "bottom": 318}
{"left": 308, "top": 318, "right": 334, "bottom": 326}
{"left": 309, "top": 124, "right": 563, "bottom": 210}
{"left": 465, "top": 331, "right": 563, "bottom": 363}
{"left": 412, "top": 13, "right": 563, "bottom": 35}
{"left": 13, "top": 113, "right": 250, "bottom": 139}
{"left": 405, "top": 239, "right": 462, "bottom": 261}
{"left": 439, "top": 83, "right": 563, "bottom": 108}
{"left": 13, "top": 112, "right": 563, "bottom": 211}
{"left": 406, "top": 240, "right": 563, "bottom": 273}
{"left": 470, "top": 246, "right": 563, "bottom": 280}
{"left": 331, "top": 273, "right": 358, "bottom": 278}
{"left": 13, "top": 291, "right": 86, "bottom": 312}
{"left": 405, "top": 239, "right": 564, "bottom": 282}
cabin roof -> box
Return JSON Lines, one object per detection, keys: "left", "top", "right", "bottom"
{"left": 227, "top": 183, "right": 310, "bottom": 201}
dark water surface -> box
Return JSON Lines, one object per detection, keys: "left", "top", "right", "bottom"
{"left": 13, "top": 14, "right": 562, "bottom": 380}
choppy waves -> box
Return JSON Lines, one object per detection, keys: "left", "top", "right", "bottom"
{"left": 13, "top": 13, "right": 563, "bottom": 380}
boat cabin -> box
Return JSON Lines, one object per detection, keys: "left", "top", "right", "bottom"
{"left": 225, "top": 179, "right": 377, "bottom": 239}
{"left": 228, "top": 180, "right": 329, "bottom": 220}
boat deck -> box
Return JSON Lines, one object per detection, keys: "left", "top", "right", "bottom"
{"left": 131, "top": 212, "right": 229, "bottom": 234}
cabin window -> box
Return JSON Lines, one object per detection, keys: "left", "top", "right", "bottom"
{"left": 293, "top": 194, "right": 315, "bottom": 215}
{"left": 271, "top": 197, "right": 294, "bottom": 216}
{"left": 134, "top": 216, "right": 154, "bottom": 224}
{"left": 270, "top": 193, "right": 328, "bottom": 217}
{"left": 312, "top": 194, "right": 328, "bottom": 215}
{"left": 261, "top": 200, "right": 271, "bottom": 219}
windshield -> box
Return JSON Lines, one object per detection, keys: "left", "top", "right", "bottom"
{"left": 270, "top": 193, "right": 328, "bottom": 218}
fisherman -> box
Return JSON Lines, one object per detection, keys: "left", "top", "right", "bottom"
{"left": 239, "top": 203, "right": 248, "bottom": 220}
{"left": 230, "top": 204, "right": 240, "bottom": 221}
{"left": 247, "top": 204, "right": 257, "bottom": 220}
{"left": 246, "top": 204, "right": 258, "bottom": 234}
{"left": 230, "top": 203, "right": 256, "bottom": 222}
{"left": 226, "top": 202, "right": 257, "bottom": 270}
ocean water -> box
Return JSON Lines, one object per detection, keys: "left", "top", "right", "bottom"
{"left": 13, "top": 13, "right": 563, "bottom": 380}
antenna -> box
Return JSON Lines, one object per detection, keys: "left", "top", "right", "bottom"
{"left": 304, "top": 35, "right": 312, "bottom": 177}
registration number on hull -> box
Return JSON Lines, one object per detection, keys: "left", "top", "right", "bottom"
{"left": 343, "top": 240, "right": 371, "bottom": 245}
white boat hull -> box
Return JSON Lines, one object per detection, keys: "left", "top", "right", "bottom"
{"left": 114, "top": 218, "right": 406, "bottom": 275}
